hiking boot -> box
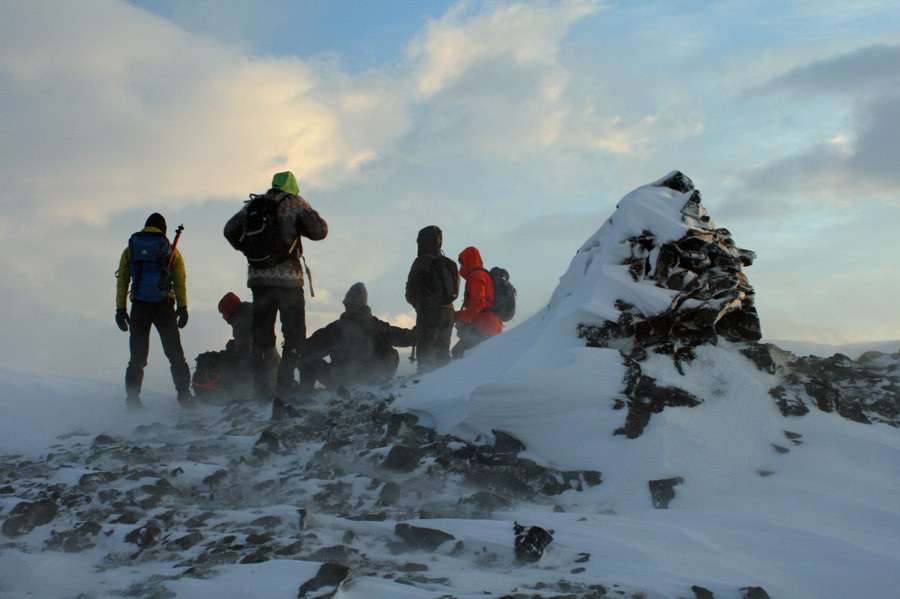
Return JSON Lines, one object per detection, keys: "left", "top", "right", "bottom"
{"left": 126, "top": 396, "right": 144, "bottom": 411}
{"left": 177, "top": 390, "right": 198, "bottom": 409}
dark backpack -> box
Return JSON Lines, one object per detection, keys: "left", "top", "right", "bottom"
{"left": 240, "top": 192, "right": 296, "bottom": 268}
{"left": 191, "top": 347, "right": 248, "bottom": 399}
{"left": 480, "top": 266, "right": 516, "bottom": 322}
{"left": 434, "top": 255, "right": 460, "bottom": 305}
{"left": 128, "top": 232, "right": 173, "bottom": 303}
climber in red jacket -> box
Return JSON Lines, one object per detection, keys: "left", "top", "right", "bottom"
{"left": 452, "top": 246, "right": 503, "bottom": 359}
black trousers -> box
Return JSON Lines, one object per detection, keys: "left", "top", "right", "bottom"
{"left": 414, "top": 306, "right": 454, "bottom": 373}
{"left": 451, "top": 323, "right": 491, "bottom": 359}
{"left": 250, "top": 286, "right": 306, "bottom": 393}
{"left": 125, "top": 300, "right": 190, "bottom": 397}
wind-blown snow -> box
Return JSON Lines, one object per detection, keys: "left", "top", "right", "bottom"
{"left": 1, "top": 174, "right": 899, "bottom": 598}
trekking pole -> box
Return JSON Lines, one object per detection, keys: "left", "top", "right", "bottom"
{"left": 302, "top": 255, "right": 315, "bottom": 297}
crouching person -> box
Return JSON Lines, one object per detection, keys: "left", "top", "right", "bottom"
{"left": 298, "top": 283, "right": 415, "bottom": 391}
{"left": 452, "top": 246, "right": 502, "bottom": 359}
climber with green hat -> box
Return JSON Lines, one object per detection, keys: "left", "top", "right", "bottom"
{"left": 224, "top": 171, "right": 328, "bottom": 399}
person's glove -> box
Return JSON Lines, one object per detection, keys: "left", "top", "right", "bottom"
{"left": 115, "top": 308, "right": 130, "bottom": 332}
{"left": 176, "top": 306, "right": 189, "bottom": 329}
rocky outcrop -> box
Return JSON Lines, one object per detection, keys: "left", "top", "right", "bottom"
{"left": 578, "top": 171, "right": 760, "bottom": 352}
{"left": 765, "top": 346, "right": 900, "bottom": 426}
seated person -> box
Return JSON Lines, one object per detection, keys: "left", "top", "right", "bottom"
{"left": 218, "top": 292, "right": 253, "bottom": 359}
{"left": 299, "top": 283, "right": 415, "bottom": 390}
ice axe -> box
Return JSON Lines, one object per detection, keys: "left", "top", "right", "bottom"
{"left": 158, "top": 223, "right": 184, "bottom": 292}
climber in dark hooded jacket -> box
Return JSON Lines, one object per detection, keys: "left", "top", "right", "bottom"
{"left": 452, "top": 246, "right": 502, "bottom": 359}
{"left": 298, "top": 283, "right": 415, "bottom": 390}
{"left": 405, "top": 225, "right": 459, "bottom": 373}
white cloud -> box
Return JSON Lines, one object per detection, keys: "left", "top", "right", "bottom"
{"left": 409, "top": 0, "right": 600, "bottom": 97}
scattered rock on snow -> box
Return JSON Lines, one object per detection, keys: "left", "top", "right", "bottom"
{"left": 1, "top": 499, "right": 58, "bottom": 537}
{"left": 297, "top": 562, "right": 352, "bottom": 598}
{"left": 395, "top": 522, "right": 456, "bottom": 551}
{"left": 649, "top": 477, "right": 684, "bottom": 509}
{"left": 513, "top": 521, "right": 554, "bottom": 563}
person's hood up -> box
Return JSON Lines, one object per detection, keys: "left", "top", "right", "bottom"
{"left": 416, "top": 225, "right": 442, "bottom": 257}
{"left": 458, "top": 246, "right": 484, "bottom": 278}
{"left": 271, "top": 171, "right": 300, "bottom": 196}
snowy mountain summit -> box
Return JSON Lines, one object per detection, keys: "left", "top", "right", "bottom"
{"left": 1, "top": 173, "right": 898, "bottom": 599}
{"left": 567, "top": 170, "right": 760, "bottom": 352}
{"left": 394, "top": 169, "right": 899, "bottom": 504}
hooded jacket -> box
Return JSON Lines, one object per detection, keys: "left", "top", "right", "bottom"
{"left": 116, "top": 226, "right": 187, "bottom": 310}
{"left": 455, "top": 246, "right": 502, "bottom": 336}
{"left": 301, "top": 283, "right": 415, "bottom": 385}
{"left": 405, "top": 225, "right": 459, "bottom": 311}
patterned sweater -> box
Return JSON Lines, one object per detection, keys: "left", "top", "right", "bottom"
{"left": 224, "top": 190, "right": 328, "bottom": 288}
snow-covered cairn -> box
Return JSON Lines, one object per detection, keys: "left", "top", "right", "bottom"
{"left": 576, "top": 171, "right": 761, "bottom": 352}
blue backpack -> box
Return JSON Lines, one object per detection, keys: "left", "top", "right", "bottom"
{"left": 128, "top": 232, "right": 173, "bottom": 303}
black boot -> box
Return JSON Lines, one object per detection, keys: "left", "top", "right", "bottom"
{"left": 171, "top": 361, "right": 197, "bottom": 408}
{"left": 125, "top": 363, "right": 144, "bottom": 410}
{"left": 251, "top": 349, "right": 275, "bottom": 399}
{"left": 275, "top": 347, "right": 301, "bottom": 397}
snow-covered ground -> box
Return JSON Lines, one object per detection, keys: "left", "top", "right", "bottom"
{"left": 2, "top": 174, "right": 898, "bottom": 598}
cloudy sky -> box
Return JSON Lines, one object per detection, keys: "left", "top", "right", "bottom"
{"left": 2, "top": 0, "right": 899, "bottom": 391}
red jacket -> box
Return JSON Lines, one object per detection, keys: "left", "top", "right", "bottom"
{"left": 455, "top": 246, "right": 503, "bottom": 336}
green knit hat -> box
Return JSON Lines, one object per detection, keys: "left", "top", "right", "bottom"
{"left": 271, "top": 171, "right": 300, "bottom": 195}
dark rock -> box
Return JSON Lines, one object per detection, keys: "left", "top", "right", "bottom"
{"left": 141, "top": 478, "right": 176, "bottom": 496}
{"left": 91, "top": 434, "right": 116, "bottom": 448}
{"left": 249, "top": 515, "right": 282, "bottom": 529}
{"left": 168, "top": 531, "right": 204, "bottom": 551}
{"left": 125, "top": 523, "right": 162, "bottom": 548}
{"left": 784, "top": 431, "right": 803, "bottom": 445}
{"left": 45, "top": 521, "right": 103, "bottom": 552}
{"left": 384, "top": 412, "right": 419, "bottom": 441}
{"left": 275, "top": 539, "right": 304, "bottom": 556}
{"left": 1, "top": 500, "right": 58, "bottom": 537}
{"left": 513, "top": 521, "right": 554, "bottom": 563}
{"left": 395, "top": 522, "right": 455, "bottom": 551}
{"left": 382, "top": 445, "right": 421, "bottom": 473}
{"left": 272, "top": 397, "right": 300, "bottom": 421}
{"left": 0, "top": 485, "right": 14, "bottom": 494}
{"left": 616, "top": 375, "right": 701, "bottom": 439}
{"left": 659, "top": 171, "right": 695, "bottom": 193}
{"left": 692, "top": 585, "right": 715, "bottom": 599}
{"left": 184, "top": 512, "right": 216, "bottom": 528}
{"left": 247, "top": 532, "right": 273, "bottom": 545}
{"left": 377, "top": 481, "right": 401, "bottom": 506}
{"left": 398, "top": 562, "right": 429, "bottom": 572}
{"left": 306, "top": 544, "right": 356, "bottom": 566}
{"left": 740, "top": 344, "right": 776, "bottom": 374}
{"left": 113, "top": 510, "right": 142, "bottom": 525}
{"left": 256, "top": 429, "right": 281, "bottom": 452}
{"left": 649, "top": 477, "right": 683, "bottom": 509}
{"left": 203, "top": 469, "right": 229, "bottom": 487}
{"left": 297, "top": 562, "right": 352, "bottom": 598}
{"left": 741, "top": 587, "right": 771, "bottom": 599}
{"left": 492, "top": 430, "right": 526, "bottom": 454}
{"left": 78, "top": 471, "right": 119, "bottom": 491}
{"left": 240, "top": 552, "right": 270, "bottom": 564}
{"left": 769, "top": 385, "right": 810, "bottom": 417}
